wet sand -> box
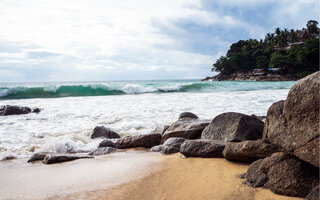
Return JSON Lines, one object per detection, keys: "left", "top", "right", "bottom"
{"left": 55, "top": 153, "right": 302, "bottom": 200}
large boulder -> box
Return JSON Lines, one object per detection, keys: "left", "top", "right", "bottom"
{"left": 180, "top": 139, "right": 228, "bottom": 158}
{"left": 305, "top": 185, "right": 319, "bottom": 200}
{"left": 99, "top": 134, "right": 161, "bottom": 149}
{"left": 0, "top": 105, "right": 40, "bottom": 116}
{"left": 91, "top": 126, "right": 120, "bottom": 139}
{"left": 245, "top": 153, "right": 319, "bottom": 197}
{"left": 43, "top": 154, "right": 93, "bottom": 164}
{"left": 264, "top": 72, "right": 320, "bottom": 167}
{"left": 201, "top": 112, "right": 264, "bottom": 142}
{"left": 223, "top": 139, "right": 282, "bottom": 163}
{"left": 151, "top": 137, "right": 186, "bottom": 154}
{"left": 161, "top": 117, "right": 210, "bottom": 143}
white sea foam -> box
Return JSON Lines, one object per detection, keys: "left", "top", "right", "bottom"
{"left": 0, "top": 82, "right": 293, "bottom": 159}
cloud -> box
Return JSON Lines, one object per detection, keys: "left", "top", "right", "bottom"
{"left": 0, "top": 0, "right": 318, "bottom": 81}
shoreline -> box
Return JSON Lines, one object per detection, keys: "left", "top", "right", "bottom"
{"left": 202, "top": 72, "right": 298, "bottom": 81}
{"left": 0, "top": 150, "right": 306, "bottom": 200}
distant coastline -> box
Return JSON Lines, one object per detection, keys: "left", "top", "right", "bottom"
{"left": 202, "top": 72, "right": 298, "bottom": 81}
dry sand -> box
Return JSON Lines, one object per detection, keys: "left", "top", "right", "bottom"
{"left": 54, "top": 152, "right": 302, "bottom": 200}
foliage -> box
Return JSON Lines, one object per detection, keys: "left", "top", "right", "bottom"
{"left": 212, "top": 20, "right": 319, "bottom": 77}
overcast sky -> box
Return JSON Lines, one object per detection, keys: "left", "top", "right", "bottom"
{"left": 0, "top": 0, "right": 318, "bottom": 82}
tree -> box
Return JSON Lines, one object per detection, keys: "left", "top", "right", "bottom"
{"left": 306, "top": 20, "right": 319, "bottom": 34}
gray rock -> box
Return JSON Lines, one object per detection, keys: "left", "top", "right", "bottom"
{"left": 223, "top": 139, "right": 282, "bottom": 163}
{"left": 27, "top": 152, "right": 48, "bottom": 162}
{"left": 178, "top": 112, "right": 198, "bottom": 120}
{"left": 0, "top": 105, "right": 41, "bottom": 116}
{"left": 162, "top": 118, "right": 210, "bottom": 143}
{"left": 201, "top": 112, "right": 264, "bottom": 142}
{"left": 152, "top": 125, "right": 170, "bottom": 136}
{"left": 43, "top": 154, "right": 93, "bottom": 164}
{"left": 99, "top": 134, "right": 161, "bottom": 149}
{"left": 89, "top": 147, "right": 116, "bottom": 156}
{"left": 150, "top": 145, "right": 163, "bottom": 152}
{"left": 91, "top": 126, "right": 120, "bottom": 139}
{"left": 180, "top": 139, "right": 228, "bottom": 158}
{"left": 264, "top": 72, "right": 320, "bottom": 167}
{"left": 151, "top": 137, "right": 186, "bottom": 154}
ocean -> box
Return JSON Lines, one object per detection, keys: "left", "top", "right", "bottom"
{"left": 0, "top": 80, "right": 294, "bottom": 160}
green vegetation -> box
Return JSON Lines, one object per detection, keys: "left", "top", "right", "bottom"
{"left": 212, "top": 20, "right": 319, "bottom": 77}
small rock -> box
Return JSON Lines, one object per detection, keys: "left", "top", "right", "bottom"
{"left": 43, "top": 154, "right": 93, "bottom": 164}
{"left": 89, "top": 147, "right": 116, "bottom": 156}
{"left": 152, "top": 137, "right": 186, "bottom": 154}
{"left": 0, "top": 105, "right": 39, "bottom": 116}
{"left": 178, "top": 112, "right": 198, "bottom": 120}
{"left": 91, "top": 126, "right": 120, "bottom": 139}
{"left": 99, "top": 134, "right": 161, "bottom": 149}
{"left": 27, "top": 152, "right": 48, "bottom": 162}
{"left": 180, "top": 139, "right": 228, "bottom": 158}
{"left": 98, "top": 140, "right": 115, "bottom": 148}
{"left": 152, "top": 125, "right": 170, "bottom": 136}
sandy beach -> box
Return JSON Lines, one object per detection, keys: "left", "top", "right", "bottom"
{"left": 0, "top": 149, "right": 302, "bottom": 200}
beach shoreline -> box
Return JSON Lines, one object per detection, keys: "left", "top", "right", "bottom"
{"left": 0, "top": 149, "right": 302, "bottom": 200}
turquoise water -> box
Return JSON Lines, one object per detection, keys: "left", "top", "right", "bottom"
{"left": 0, "top": 80, "right": 295, "bottom": 100}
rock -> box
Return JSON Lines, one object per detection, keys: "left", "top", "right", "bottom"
{"left": 294, "top": 137, "right": 319, "bottom": 167}
{"left": 245, "top": 153, "right": 319, "bottom": 197}
{"left": 223, "top": 139, "right": 282, "bottom": 163}
{"left": 91, "top": 126, "right": 120, "bottom": 139}
{"left": 305, "top": 185, "right": 319, "bottom": 200}
{"left": 89, "top": 147, "right": 116, "bottom": 156}
{"left": 27, "top": 152, "right": 48, "bottom": 162}
{"left": 0, "top": 105, "right": 41, "bottom": 116}
{"left": 151, "top": 137, "right": 186, "bottom": 154}
{"left": 162, "top": 118, "right": 210, "bottom": 143}
{"left": 264, "top": 72, "right": 320, "bottom": 167}
{"left": 178, "top": 112, "right": 198, "bottom": 120}
{"left": 99, "top": 134, "right": 161, "bottom": 149}
{"left": 152, "top": 125, "right": 170, "bottom": 136}
{"left": 180, "top": 139, "right": 228, "bottom": 158}
{"left": 98, "top": 140, "right": 115, "bottom": 148}
{"left": 43, "top": 154, "right": 93, "bottom": 164}
{"left": 262, "top": 100, "right": 285, "bottom": 139}
{"left": 201, "top": 112, "right": 264, "bottom": 142}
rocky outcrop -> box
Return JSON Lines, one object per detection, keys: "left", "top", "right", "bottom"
{"left": 201, "top": 112, "right": 264, "bottom": 142}
{"left": 151, "top": 137, "right": 186, "bottom": 154}
{"left": 263, "top": 72, "right": 320, "bottom": 167}
{"left": 202, "top": 72, "right": 297, "bottom": 81}
{"left": 180, "top": 139, "right": 228, "bottom": 158}
{"left": 27, "top": 152, "right": 48, "bottom": 162}
{"left": 89, "top": 147, "right": 116, "bottom": 156}
{"left": 99, "top": 134, "right": 161, "bottom": 149}
{"left": 223, "top": 139, "right": 282, "bottom": 163}
{"left": 305, "top": 185, "right": 319, "bottom": 200}
{"left": 161, "top": 116, "right": 210, "bottom": 143}
{"left": 0, "top": 105, "right": 41, "bottom": 116}
{"left": 91, "top": 126, "right": 120, "bottom": 139}
{"left": 245, "top": 153, "right": 319, "bottom": 197}
{"left": 43, "top": 154, "right": 93, "bottom": 164}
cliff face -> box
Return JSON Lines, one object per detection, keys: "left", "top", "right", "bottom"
{"left": 202, "top": 73, "right": 298, "bottom": 81}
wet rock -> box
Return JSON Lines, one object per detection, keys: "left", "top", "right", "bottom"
{"left": 178, "top": 112, "right": 198, "bottom": 120}
{"left": 180, "top": 139, "right": 228, "bottom": 158}
{"left": 89, "top": 147, "right": 116, "bottom": 156}
{"left": 223, "top": 139, "right": 282, "bottom": 163}
{"left": 0, "top": 105, "right": 41, "bottom": 116}
{"left": 264, "top": 72, "right": 319, "bottom": 167}
{"left": 245, "top": 153, "right": 319, "bottom": 197}
{"left": 162, "top": 117, "right": 210, "bottom": 143}
{"left": 27, "top": 152, "right": 48, "bottom": 162}
{"left": 99, "top": 134, "right": 161, "bottom": 149}
{"left": 43, "top": 154, "right": 93, "bottom": 164}
{"left": 201, "top": 112, "right": 264, "bottom": 142}
{"left": 294, "top": 137, "right": 319, "bottom": 167}
{"left": 151, "top": 137, "right": 186, "bottom": 154}
{"left": 1, "top": 155, "right": 16, "bottom": 161}
{"left": 91, "top": 126, "right": 120, "bottom": 139}
{"left": 152, "top": 125, "right": 170, "bottom": 136}
{"left": 305, "top": 185, "right": 319, "bottom": 200}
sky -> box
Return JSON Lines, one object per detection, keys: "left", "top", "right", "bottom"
{"left": 0, "top": 0, "right": 318, "bottom": 82}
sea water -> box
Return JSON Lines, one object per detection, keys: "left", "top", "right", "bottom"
{"left": 0, "top": 80, "right": 294, "bottom": 160}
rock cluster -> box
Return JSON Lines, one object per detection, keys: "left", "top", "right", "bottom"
{"left": 0, "top": 105, "right": 41, "bottom": 116}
